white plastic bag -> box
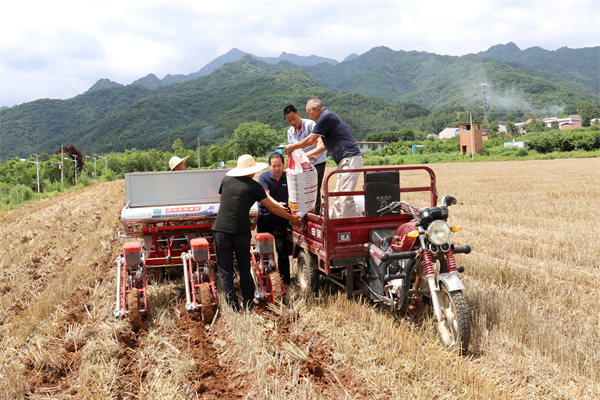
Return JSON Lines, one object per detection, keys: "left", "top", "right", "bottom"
{"left": 287, "top": 149, "right": 317, "bottom": 218}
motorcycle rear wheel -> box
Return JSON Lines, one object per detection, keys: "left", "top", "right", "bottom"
{"left": 437, "top": 284, "right": 471, "bottom": 354}
{"left": 296, "top": 250, "right": 319, "bottom": 294}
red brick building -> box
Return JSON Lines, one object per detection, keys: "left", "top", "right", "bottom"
{"left": 459, "top": 121, "right": 483, "bottom": 155}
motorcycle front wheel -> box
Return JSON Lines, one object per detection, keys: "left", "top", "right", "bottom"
{"left": 437, "top": 284, "right": 471, "bottom": 354}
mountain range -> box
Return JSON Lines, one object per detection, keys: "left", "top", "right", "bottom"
{"left": 0, "top": 43, "right": 597, "bottom": 161}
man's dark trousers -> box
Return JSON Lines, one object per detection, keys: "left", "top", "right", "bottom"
{"left": 213, "top": 231, "right": 254, "bottom": 310}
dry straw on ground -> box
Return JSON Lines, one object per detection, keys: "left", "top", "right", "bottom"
{"left": 0, "top": 157, "right": 598, "bottom": 399}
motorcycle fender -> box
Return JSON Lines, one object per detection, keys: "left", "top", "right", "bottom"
{"left": 436, "top": 273, "right": 465, "bottom": 292}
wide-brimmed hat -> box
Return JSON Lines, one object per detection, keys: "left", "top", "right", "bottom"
{"left": 169, "top": 155, "right": 189, "bottom": 170}
{"left": 226, "top": 154, "right": 268, "bottom": 177}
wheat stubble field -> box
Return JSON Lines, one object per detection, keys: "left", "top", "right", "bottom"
{"left": 0, "top": 157, "right": 598, "bottom": 399}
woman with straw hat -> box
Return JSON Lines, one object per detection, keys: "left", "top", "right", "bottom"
{"left": 212, "top": 154, "right": 300, "bottom": 311}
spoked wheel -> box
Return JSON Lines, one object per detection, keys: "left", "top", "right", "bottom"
{"left": 199, "top": 282, "right": 215, "bottom": 324}
{"left": 296, "top": 250, "right": 319, "bottom": 294}
{"left": 127, "top": 288, "right": 141, "bottom": 331}
{"left": 267, "top": 271, "right": 283, "bottom": 303}
{"left": 437, "top": 284, "right": 471, "bottom": 354}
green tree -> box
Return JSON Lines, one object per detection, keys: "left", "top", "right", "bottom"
{"left": 577, "top": 100, "right": 593, "bottom": 127}
{"left": 523, "top": 120, "right": 546, "bottom": 133}
{"left": 230, "top": 122, "right": 280, "bottom": 157}
{"left": 172, "top": 138, "right": 185, "bottom": 154}
{"left": 198, "top": 146, "right": 209, "bottom": 167}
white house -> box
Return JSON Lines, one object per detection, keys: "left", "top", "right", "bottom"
{"left": 438, "top": 127, "right": 459, "bottom": 140}
{"left": 504, "top": 140, "right": 531, "bottom": 149}
{"left": 356, "top": 141, "right": 387, "bottom": 153}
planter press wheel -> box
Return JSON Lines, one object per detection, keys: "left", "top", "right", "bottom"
{"left": 199, "top": 282, "right": 215, "bottom": 324}
{"left": 296, "top": 250, "right": 319, "bottom": 294}
{"left": 127, "top": 288, "right": 141, "bottom": 331}
{"left": 267, "top": 271, "right": 283, "bottom": 303}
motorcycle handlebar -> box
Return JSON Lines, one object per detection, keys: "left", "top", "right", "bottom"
{"left": 453, "top": 245, "right": 471, "bottom": 254}
{"left": 380, "top": 250, "right": 419, "bottom": 262}
{"left": 380, "top": 246, "right": 470, "bottom": 262}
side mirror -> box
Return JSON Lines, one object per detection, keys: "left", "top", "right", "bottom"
{"left": 441, "top": 195, "right": 461, "bottom": 207}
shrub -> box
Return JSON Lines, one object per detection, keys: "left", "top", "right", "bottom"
{"left": 101, "top": 169, "right": 116, "bottom": 182}
{"left": 9, "top": 184, "right": 34, "bottom": 203}
{"left": 43, "top": 179, "right": 63, "bottom": 193}
{"left": 78, "top": 175, "right": 91, "bottom": 187}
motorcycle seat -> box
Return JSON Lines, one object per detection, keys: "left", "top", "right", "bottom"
{"left": 369, "top": 228, "right": 396, "bottom": 251}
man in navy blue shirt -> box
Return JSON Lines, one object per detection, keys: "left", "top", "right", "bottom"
{"left": 284, "top": 104, "right": 327, "bottom": 215}
{"left": 257, "top": 152, "right": 291, "bottom": 284}
{"left": 285, "top": 98, "right": 363, "bottom": 218}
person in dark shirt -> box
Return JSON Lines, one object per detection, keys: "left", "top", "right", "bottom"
{"left": 284, "top": 104, "right": 327, "bottom": 214}
{"left": 257, "top": 153, "right": 291, "bottom": 285}
{"left": 212, "top": 154, "right": 300, "bottom": 311}
{"left": 285, "top": 98, "right": 363, "bottom": 218}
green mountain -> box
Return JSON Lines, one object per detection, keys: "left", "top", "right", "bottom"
{"left": 477, "top": 42, "right": 599, "bottom": 92}
{"left": 0, "top": 45, "right": 597, "bottom": 161}
{"left": 0, "top": 59, "right": 430, "bottom": 160}
{"left": 302, "top": 46, "right": 597, "bottom": 111}
{"left": 129, "top": 48, "right": 339, "bottom": 88}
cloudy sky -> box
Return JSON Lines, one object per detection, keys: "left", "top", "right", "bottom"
{"left": 1, "top": 0, "right": 598, "bottom": 108}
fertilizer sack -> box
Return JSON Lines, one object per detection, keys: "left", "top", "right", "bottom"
{"left": 287, "top": 149, "right": 317, "bottom": 218}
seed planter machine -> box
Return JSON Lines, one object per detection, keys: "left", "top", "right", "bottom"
{"left": 115, "top": 168, "right": 284, "bottom": 329}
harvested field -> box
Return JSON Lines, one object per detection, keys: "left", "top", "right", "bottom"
{"left": 0, "top": 157, "right": 599, "bottom": 399}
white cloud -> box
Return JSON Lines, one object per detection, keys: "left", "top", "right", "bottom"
{"left": 0, "top": 0, "right": 598, "bottom": 107}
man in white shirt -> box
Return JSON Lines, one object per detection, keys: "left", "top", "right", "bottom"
{"left": 284, "top": 104, "right": 327, "bottom": 214}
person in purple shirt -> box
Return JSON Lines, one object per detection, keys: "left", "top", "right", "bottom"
{"left": 285, "top": 98, "right": 363, "bottom": 218}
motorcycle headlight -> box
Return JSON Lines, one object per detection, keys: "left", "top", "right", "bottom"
{"left": 427, "top": 220, "right": 450, "bottom": 245}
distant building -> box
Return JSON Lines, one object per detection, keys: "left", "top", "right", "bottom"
{"left": 438, "top": 127, "right": 459, "bottom": 140}
{"left": 459, "top": 121, "right": 483, "bottom": 155}
{"left": 356, "top": 141, "right": 387, "bottom": 153}
{"left": 515, "top": 115, "right": 583, "bottom": 133}
{"left": 497, "top": 124, "right": 509, "bottom": 135}
{"left": 504, "top": 140, "right": 531, "bottom": 149}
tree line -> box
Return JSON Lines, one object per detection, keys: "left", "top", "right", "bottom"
{"left": 2, "top": 117, "right": 599, "bottom": 212}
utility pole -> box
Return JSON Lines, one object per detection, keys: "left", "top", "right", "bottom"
{"left": 65, "top": 155, "right": 78, "bottom": 185}
{"left": 470, "top": 113, "right": 475, "bottom": 162}
{"left": 481, "top": 83, "right": 488, "bottom": 127}
{"left": 33, "top": 154, "right": 40, "bottom": 193}
{"left": 86, "top": 156, "right": 97, "bottom": 178}
{"left": 60, "top": 146, "right": 64, "bottom": 187}
{"left": 20, "top": 154, "right": 41, "bottom": 193}
{"left": 98, "top": 155, "right": 108, "bottom": 173}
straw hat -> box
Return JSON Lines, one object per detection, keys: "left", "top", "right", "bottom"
{"left": 169, "top": 155, "right": 189, "bottom": 170}
{"left": 226, "top": 154, "right": 268, "bottom": 177}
